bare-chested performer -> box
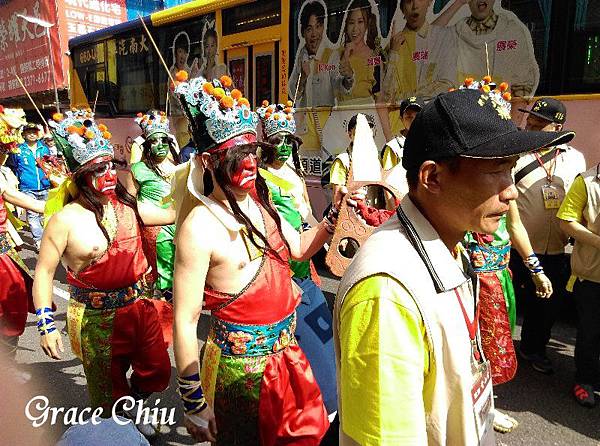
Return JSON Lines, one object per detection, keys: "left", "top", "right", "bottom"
{"left": 33, "top": 110, "right": 174, "bottom": 436}
{"left": 172, "top": 75, "right": 342, "bottom": 445}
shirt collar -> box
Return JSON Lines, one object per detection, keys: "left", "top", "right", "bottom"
{"left": 398, "top": 196, "right": 472, "bottom": 293}
{"left": 466, "top": 12, "right": 498, "bottom": 35}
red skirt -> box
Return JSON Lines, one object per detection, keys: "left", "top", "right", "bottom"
{"left": 0, "top": 253, "right": 33, "bottom": 337}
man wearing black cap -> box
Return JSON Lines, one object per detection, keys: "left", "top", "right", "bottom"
{"left": 382, "top": 96, "right": 425, "bottom": 171}
{"left": 510, "top": 97, "right": 586, "bottom": 374}
{"left": 334, "top": 84, "right": 574, "bottom": 445}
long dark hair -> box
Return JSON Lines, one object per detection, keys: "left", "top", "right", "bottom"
{"left": 343, "top": 0, "right": 378, "bottom": 51}
{"left": 260, "top": 133, "right": 304, "bottom": 177}
{"left": 141, "top": 135, "right": 180, "bottom": 178}
{"left": 205, "top": 143, "right": 291, "bottom": 259}
{"left": 74, "top": 162, "right": 142, "bottom": 244}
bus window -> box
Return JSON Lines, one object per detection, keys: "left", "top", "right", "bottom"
{"left": 72, "top": 42, "right": 107, "bottom": 112}
{"left": 222, "top": 1, "right": 281, "bottom": 35}
{"left": 113, "top": 32, "right": 156, "bottom": 114}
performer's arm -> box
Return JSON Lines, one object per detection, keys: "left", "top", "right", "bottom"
{"left": 137, "top": 201, "right": 176, "bottom": 226}
{"left": 2, "top": 187, "right": 45, "bottom": 213}
{"left": 431, "top": 0, "right": 467, "bottom": 27}
{"left": 507, "top": 199, "right": 553, "bottom": 298}
{"left": 339, "top": 275, "right": 428, "bottom": 444}
{"left": 33, "top": 213, "right": 68, "bottom": 360}
{"left": 173, "top": 206, "right": 217, "bottom": 443}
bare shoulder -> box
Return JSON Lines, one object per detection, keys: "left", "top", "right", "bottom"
{"left": 49, "top": 202, "right": 86, "bottom": 227}
{"left": 177, "top": 203, "right": 221, "bottom": 251}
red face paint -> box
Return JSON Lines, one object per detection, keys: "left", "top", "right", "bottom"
{"left": 84, "top": 157, "right": 117, "bottom": 196}
{"left": 230, "top": 154, "right": 257, "bottom": 191}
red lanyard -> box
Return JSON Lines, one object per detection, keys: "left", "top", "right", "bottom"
{"left": 534, "top": 149, "right": 560, "bottom": 183}
{"left": 454, "top": 288, "right": 481, "bottom": 361}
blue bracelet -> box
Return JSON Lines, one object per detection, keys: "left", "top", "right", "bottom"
{"left": 177, "top": 373, "right": 208, "bottom": 415}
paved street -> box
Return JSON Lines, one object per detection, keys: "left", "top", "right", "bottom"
{"left": 9, "top": 237, "right": 600, "bottom": 445}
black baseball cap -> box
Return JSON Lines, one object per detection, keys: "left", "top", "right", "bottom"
{"left": 403, "top": 89, "right": 575, "bottom": 170}
{"left": 518, "top": 97, "right": 566, "bottom": 124}
{"left": 400, "top": 96, "right": 425, "bottom": 116}
{"left": 22, "top": 123, "right": 39, "bottom": 133}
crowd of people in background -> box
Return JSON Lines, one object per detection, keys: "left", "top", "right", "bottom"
{"left": 0, "top": 76, "right": 599, "bottom": 446}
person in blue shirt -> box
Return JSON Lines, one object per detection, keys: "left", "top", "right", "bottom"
{"left": 8, "top": 123, "right": 50, "bottom": 249}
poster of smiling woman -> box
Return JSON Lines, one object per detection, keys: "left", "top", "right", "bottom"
{"left": 321, "top": 0, "right": 387, "bottom": 159}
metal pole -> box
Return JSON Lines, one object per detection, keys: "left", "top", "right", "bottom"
{"left": 46, "top": 27, "right": 60, "bottom": 113}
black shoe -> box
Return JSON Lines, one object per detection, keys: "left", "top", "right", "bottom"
{"left": 573, "top": 384, "right": 596, "bottom": 408}
{"left": 518, "top": 348, "right": 554, "bottom": 374}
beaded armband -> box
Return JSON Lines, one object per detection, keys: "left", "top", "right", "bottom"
{"left": 523, "top": 253, "right": 545, "bottom": 275}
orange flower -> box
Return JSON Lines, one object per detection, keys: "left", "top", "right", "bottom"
{"left": 136, "top": 112, "right": 143, "bottom": 118}
{"left": 219, "top": 75, "right": 233, "bottom": 88}
{"left": 203, "top": 82, "right": 215, "bottom": 95}
{"left": 213, "top": 87, "right": 225, "bottom": 100}
{"left": 464, "top": 77, "right": 474, "bottom": 86}
{"left": 220, "top": 96, "right": 234, "bottom": 109}
{"left": 284, "top": 107, "right": 292, "bottom": 113}
{"left": 483, "top": 75, "right": 492, "bottom": 84}
{"left": 77, "top": 126, "right": 86, "bottom": 136}
{"left": 498, "top": 82, "right": 509, "bottom": 92}
{"left": 238, "top": 98, "right": 250, "bottom": 108}
{"left": 98, "top": 124, "right": 108, "bottom": 132}
{"left": 286, "top": 114, "right": 293, "bottom": 120}
{"left": 261, "top": 100, "right": 269, "bottom": 107}
{"left": 103, "top": 131, "right": 112, "bottom": 139}
{"left": 264, "top": 112, "right": 271, "bottom": 119}
{"left": 230, "top": 89, "right": 242, "bottom": 100}
{"left": 85, "top": 130, "right": 95, "bottom": 139}
{"left": 67, "top": 125, "right": 78, "bottom": 134}
{"left": 286, "top": 100, "right": 293, "bottom": 107}
{"left": 502, "top": 92, "right": 512, "bottom": 101}
{"left": 52, "top": 112, "right": 64, "bottom": 122}
{"left": 175, "top": 70, "right": 189, "bottom": 82}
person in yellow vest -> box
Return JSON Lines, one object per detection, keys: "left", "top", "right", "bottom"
{"left": 334, "top": 84, "right": 574, "bottom": 444}
{"left": 509, "top": 97, "right": 586, "bottom": 375}
{"left": 557, "top": 165, "right": 600, "bottom": 408}
{"left": 381, "top": 96, "right": 425, "bottom": 170}
{"left": 377, "top": 0, "right": 457, "bottom": 141}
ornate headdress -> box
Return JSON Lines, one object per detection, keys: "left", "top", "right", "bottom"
{"left": 255, "top": 100, "right": 297, "bottom": 138}
{"left": 135, "top": 110, "right": 171, "bottom": 139}
{"left": 0, "top": 106, "right": 26, "bottom": 154}
{"left": 173, "top": 72, "right": 258, "bottom": 153}
{"left": 49, "top": 109, "right": 113, "bottom": 173}
{"left": 456, "top": 76, "right": 512, "bottom": 120}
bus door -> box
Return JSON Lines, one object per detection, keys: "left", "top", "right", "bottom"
{"left": 224, "top": 41, "right": 278, "bottom": 109}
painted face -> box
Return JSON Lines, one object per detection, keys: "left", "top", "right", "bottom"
{"left": 346, "top": 9, "right": 367, "bottom": 44}
{"left": 468, "top": 0, "right": 495, "bottom": 21}
{"left": 148, "top": 133, "right": 170, "bottom": 159}
{"left": 85, "top": 157, "right": 117, "bottom": 196}
{"left": 230, "top": 153, "right": 258, "bottom": 191}
{"left": 304, "top": 14, "right": 324, "bottom": 56}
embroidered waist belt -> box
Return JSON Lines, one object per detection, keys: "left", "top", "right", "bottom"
{"left": 211, "top": 312, "right": 297, "bottom": 357}
{"left": 468, "top": 243, "right": 511, "bottom": 273}
{"left": 69, "top": 280, "right": 142, "bottom": 310}
{"left": 0, "top": 232, "right": 12, "bottom": 254}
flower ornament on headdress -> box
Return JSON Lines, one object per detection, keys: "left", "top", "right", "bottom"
{"left": 0, "top": 106, "right": 26, "bottom": 154}
{"left": 49, "top": 109, "right": 113, "bottom": 173}
{"left": 135, "top": 110, "right": 171, "bottom": 139}
{"left": 456, "top": 76, "right": 512, "bottom": 120}
{"left": 255, "top": 100, "right": 297, "bottom": 138}
{"left": 173, "top": 73, "right": 258, "bottom": 153}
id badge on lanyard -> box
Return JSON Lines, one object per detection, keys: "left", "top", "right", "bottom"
{"left": 454, "top": 288, "right": 495, "bottom": 444}
{"left": 536, "top": 151, "right": 562, "bottom": 209}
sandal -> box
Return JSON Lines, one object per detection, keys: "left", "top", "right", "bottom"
{"left": 573, "top": 384, "right": 596, "bottom": 408}
{"left": 493, "top": 409, "right": 519, "bottom": 433}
